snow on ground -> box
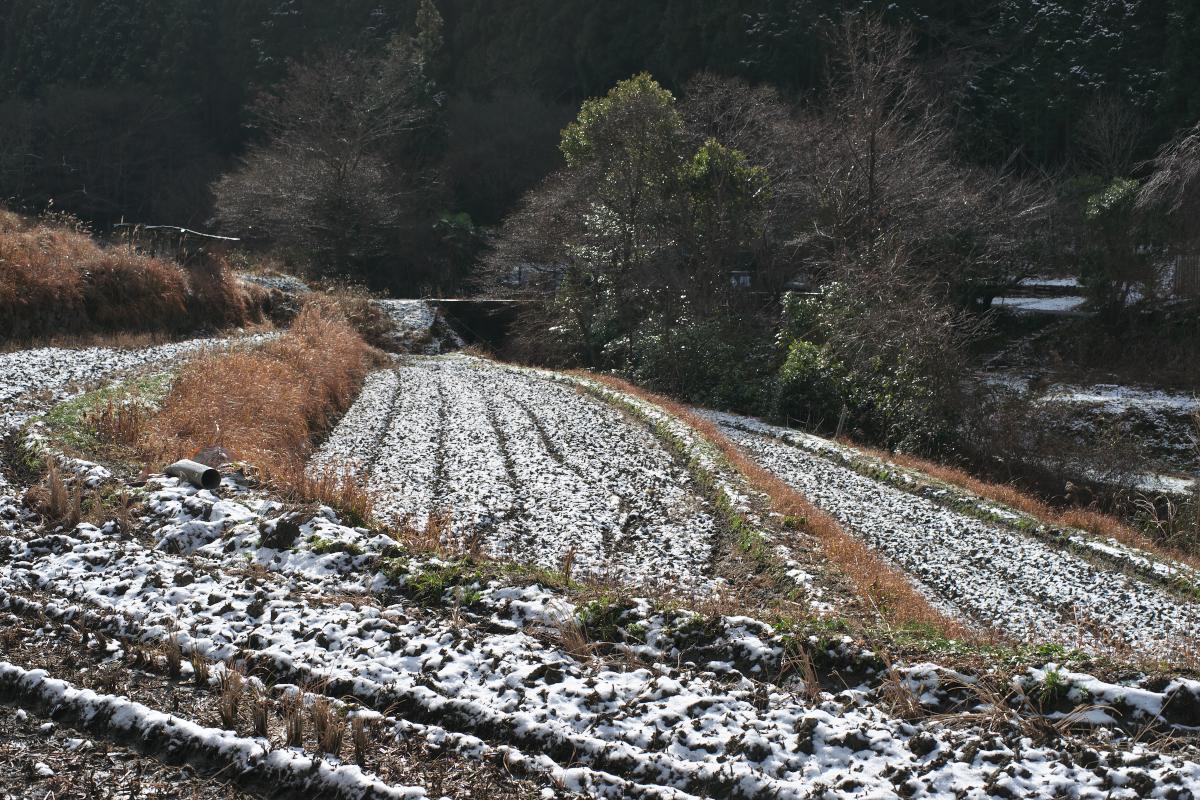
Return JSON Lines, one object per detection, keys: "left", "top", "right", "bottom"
{"left": 314, "top": 356, "right": 720, "bottom": 591}
{"left": 4, "top": 473, "right": 1200, "bottom": 798}
{"left": 0, "top": 335, "right": 272, "bottom": 490}
{"left": 0, "top": 661, "right": 424, "bottom": 800}
{"left": 237, "top": 272, "right": 311, "bottom": 294}
{"left": 991, "top": 295, "right": 1088, "bottom": 313}
{"left": 707, "top": 411, "right": 1200, "bottom": 658}
{"left": 979, "top": 372, "right": 1199, "bottom": 493}
{"left": 1018, "top": 277, "right": 1082, "bottom": 289}
{"left": 1039, "top": 383, "right": 1199, "bottom": 415}
{"left": 377, "top": 300, "right": 436, "bottom": 335}
{"left": 375, "top": 300, "right": 463, "bottom": 353}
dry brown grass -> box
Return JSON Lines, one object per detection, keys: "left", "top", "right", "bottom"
{"left": 0, "top": 208, "right": 269, "bottom": 343}
{"left": 277, "top": 466, "right": 376, "bottom": 526}
{"left": 580, "top": 372, "right": 965, "bottom": 637}
{"left": 86, "top": 397, "right": 152, "bottom": 449}
{"left": 305, "top": 286, "right": 398, "bottom": 351}
{"left": 145, "top": 303, "right": 377, "bottom": 471}
{"left": 24, "top": 462, "right": 83, "bottom": 529}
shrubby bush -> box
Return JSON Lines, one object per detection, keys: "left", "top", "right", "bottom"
{"left": 771, "top": 281, "right": 972, "bottom": 454}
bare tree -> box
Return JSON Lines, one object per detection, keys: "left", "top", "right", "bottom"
{"left": 1078, "top": 95, "right": 1145, "bottom": 180}
{"left": 214, "top": 38, "right": 434, "bottom": 275}
{"left": 1137, "top": 120, "right": 1200, "bottom": 244}
{"left": 787, "top": 14, "right": 1049, "bottom": 301}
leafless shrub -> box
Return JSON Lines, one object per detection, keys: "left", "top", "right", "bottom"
{"left": 1079, "top": 95, "right": 1145, "bottom": 180}
{"left": 213, "top": 41, "right": 432, "bottom": 278}
{"left": 1138, "top": 120, "right": 1200, "bottom": 239}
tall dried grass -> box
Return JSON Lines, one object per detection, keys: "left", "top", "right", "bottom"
{"left": 142, "top": 303, "right": 381, "bottom": 522}
{"left": 0, "top": 209, "right": 268, "bottom": 342}
{"left": 146, "top": 303, "right": 376, "bottom": 470}
{"left": 582, "top": 373, "right": 964, "bottom": 637}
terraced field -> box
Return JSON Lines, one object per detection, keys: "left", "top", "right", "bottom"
{"left": 4, "top": 341, "right": 1200, "bottom": 798}
{"left": 709, "top": 411, "right": 1200, "bottom": 659}
{"left": 313, "top": 357, "right": 722, "bottom": 591}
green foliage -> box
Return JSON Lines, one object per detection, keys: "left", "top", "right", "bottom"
{"left": 1085, "top": 177, "right": 1140, "bottom": 222}
{"left": 308, "top": 536, "right": 365, "bottom": 557}
{"left": 38, "top": 372, "right": 172, "bottom": 461}
{"left": 561, "top": 73, "right": 682, "bottom": 173}
{"left": 1076, "top": 176, "right": 1157, "bottom": 310}
{"left": 772, "top": 285, "right": 963, "bottom": 453}
{"left": 405, "top": 562, "right": 484, "bottom": 605}
{"left": 541, "top": 74, "right": 776, "bottom": 410}
{"left": 622, "top": 312, "right": 773, "bottom": 411}
{"left": 577, "top": 596, "right": 632, "bottom": 642}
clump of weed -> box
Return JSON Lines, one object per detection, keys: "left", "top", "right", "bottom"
{"left": 281, "top": 687, "right": 305, "bottom": 747}
{"left": 218, "top": 665, "right": 245, "bottom": 731}
{"left": 312, "top": 696, "right": 346, "bottom": 756}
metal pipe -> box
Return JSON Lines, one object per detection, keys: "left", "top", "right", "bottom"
{"left": 165, "top": 460, "right": 221, "bottom": 491}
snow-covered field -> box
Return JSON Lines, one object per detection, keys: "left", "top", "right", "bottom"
{"left": 314, "top": 357, "right": 721, "bottom": 591}
{"left": 709, "top": 411, "right": 1200, "bottom": 658}
{"left": 0, "top": 335, "right": 272, "bottom": 490}
{"left": 982, "top": 372, "right": 1200, "bottom": 491}
{"left": 6, "top": 341, "right": 1200, "bottom": 797}
{"left": 991, "top": 295, "right": 1088, "bottom": 314}
{"left": 4, "top": 472, "right": 1200, "bottom": 798}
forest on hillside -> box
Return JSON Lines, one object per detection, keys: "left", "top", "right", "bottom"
{"left": 2, "top": 0, "right": 1199, "bottom": 480}
{"left": 3, "top": 1, "right": 1200, "bottom": 246}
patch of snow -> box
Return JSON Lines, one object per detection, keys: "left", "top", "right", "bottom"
{"left": 992, "top": 296, "right": 1088, "bottom": 313}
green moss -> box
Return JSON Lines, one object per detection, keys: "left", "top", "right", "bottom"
{"left": 577, "top": 595, "right": 634, "bottom": 642}
{"left": 308, "top": 535, "right": 365, "bottom": 556}
{"left": 405, "top": 562, "right": 485, "bottom": 605}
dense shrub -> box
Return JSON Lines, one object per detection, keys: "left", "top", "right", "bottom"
{"left": 771, "top": 282, "right": 972, "bottom": 454}
{"left": 621, "top": 312, "right": 773, "bottom": 413}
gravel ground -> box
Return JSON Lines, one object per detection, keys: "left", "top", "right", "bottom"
{"left": 710, "top": 411, "right": 1200, "bottom": 658}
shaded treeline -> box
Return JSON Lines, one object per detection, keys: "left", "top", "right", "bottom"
{"left": 3, "top": 0, "right": 1200, "bottom": 293}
